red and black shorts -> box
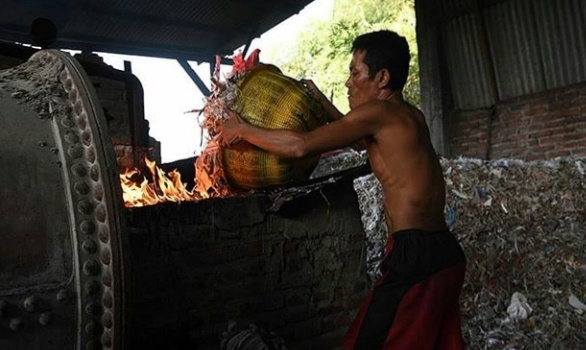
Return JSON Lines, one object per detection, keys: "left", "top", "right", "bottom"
{"left": 343, "top": 229, "right": 466, "bottom": 350}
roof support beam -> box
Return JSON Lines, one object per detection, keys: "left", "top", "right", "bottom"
{"left": 242, "top": 37, "right": 254, "bottom": 57}
{"left": 75, "top": 4, "right": 253, "bottom": 35}
{"left": 177, "top": 60, "right": 211, "bottom": 96}
{"left": 415, "top": 0, "right": 449, "bottom": 156}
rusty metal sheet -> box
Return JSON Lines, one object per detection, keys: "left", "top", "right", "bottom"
{"left": 533, "top": 0, "right": 586, "bottom": 89}
{"left": 442, "top": 13, "right": 495, "bottom": 109}
{"left": 437, "top": 0, "right": 585, "bottom": 108}
{"left": 484, "top": 0, "right": 546, "bottom": 99}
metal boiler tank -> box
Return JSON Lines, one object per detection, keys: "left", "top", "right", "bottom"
{"left": 0, "top": 50, "right": 126, "bottom": 350}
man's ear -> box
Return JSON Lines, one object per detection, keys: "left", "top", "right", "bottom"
{"left": 376, "top": 69, "right": 391, "bottom": 89}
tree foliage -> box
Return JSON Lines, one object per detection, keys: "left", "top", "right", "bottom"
{"left": 265, "top": 0, "right": 418, "bottom": 112}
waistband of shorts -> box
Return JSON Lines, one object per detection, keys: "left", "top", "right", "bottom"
{"left": 391, "top": 227, "right": 451, "bottom": 239}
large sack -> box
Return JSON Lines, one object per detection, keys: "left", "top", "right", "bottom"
{"left": 222, "top": 65, "right": 328, "bottom": 189}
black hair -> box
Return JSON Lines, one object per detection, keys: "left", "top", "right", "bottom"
{"left": 351, "top": 30, "right": 411, "bottom": 90}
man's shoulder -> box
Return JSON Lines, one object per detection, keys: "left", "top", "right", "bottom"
{"left": 346, "top": 100, "right": 421, "bottom": 131}
{"left": 351, "top": 99, "right": 395, "bottom": 117}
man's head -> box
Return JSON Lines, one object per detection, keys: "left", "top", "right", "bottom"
{"left": 345, "top": 30, "right": 411, "bottom": 109}
{"left": 351, "top": 30, "right": 411, "bottom": 91}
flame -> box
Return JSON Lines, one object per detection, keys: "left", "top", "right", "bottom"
{"left": 120, "top": 158, "right": 210, "bottom": 207}
{"left": 120, "top": 50, "right": 258, "bottom": 207}
{"left": 120, "top": 151, "right": 238, "bottom": 207}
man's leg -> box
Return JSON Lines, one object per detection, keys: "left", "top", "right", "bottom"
{"left": 344, "top": 262, "right": 465, "bottom": 350}
{"left": 382, "top": 262, "right": 466, "bottom": 349}
{"left": 344, "top": 230, "right": 466, "bottom": 350}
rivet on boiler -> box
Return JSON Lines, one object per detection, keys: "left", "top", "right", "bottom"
{"left": 81, "top": 239, "right": 98, "bottom": 254}
{"left": 79, "top": 220, "right": 96, "bottom": 235}
{"left": 84, "top": 320, "right": 97, "bottom": 335}
{"left": 101, "top": 331, "right": 112, "bottom": 348}
{"left": 85, "top": 340, "right": 98, "bottom": 350}
{"left": 68, "top": 87, "right": 78, "bottom": 101}
{"left": 60, "top": 115, "right": 75, "bottom": 128}
{"left": 93, "top": 183, "right": 104, "bottom": 201}
{"left": 64, "top": 130, "right": 79, "bottom": 143}
{"left": 81, "top": 130, "right": 92, "bottom": 146}
{"left": 101, "top": 311, "right": 113, "bottom": 329}
{"left": 102, "top": 271, "right": 113, "bottom": 287}
{"left": 56, "top": 289, "right": 70, "bottom": 304}
{"left": 39, "top": 312, "right": 52, "bottom": 326}
{"left": 84, "top": 280, "right": 101, "bottom": 295}
{"left": 73, "top": 100, "right": 83, "bottom": 116}
{"left": 23, "top": 295, "right": 38, "bottom": 312}
{"left": 83, "top": 260, "right": 101, "bottom": 276}
{"left": 100, "top": 248, "right": 111, "bottom": 266}
{"left": 75, "top": 181, "right": 91, "bottom": 195}
{"left": 58, "top": 71, "right": 69, "bottom": 87}
{"left": 98, "top": 226, "right": 110, "bottom": 243}
{"left": 102, "top": 291, "right": 113, "bottom": 309}
{"left": 9, "top": 317, "right": 23, "bottom": 331}
{"left": 67, "top": 144, "right": 84, "bottom": 159}
{"left": 71, "top": 163, "right": 88, "bottom": 177}
{"left": 85, "top": 302, "right": 102, "bottom": 316}
{"left": 86, "top": 147, "right": 96, "bottom": 164}
{"left": 77, "top": 200, "right": 93, "bottom": 215}
{"left": 77, "top": 114, "right": 87, "bottom": 129}
{"left": 90, "top": 164, "right": 100, "bottom": 181}
{"left": 95, "top": 204, "right": 107, "bottom": 223}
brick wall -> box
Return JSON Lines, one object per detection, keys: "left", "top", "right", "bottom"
{"left": 74, "top": 53, "right": 158, "bottom": 169}
{"left": 124, "top": 176, "right": 367, "bottom": 349}
{"left": 0, "top": 43, "right": 157, "bottom": 170}
{"left": 448, "top": 82, "right": 586, "bottom": 160}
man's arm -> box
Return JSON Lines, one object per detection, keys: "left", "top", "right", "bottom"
{"left": 218, "top": 101, "right": 387, "bottom": 158}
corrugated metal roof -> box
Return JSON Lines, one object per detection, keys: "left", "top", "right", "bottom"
{"left": 0, "top": 0, "right": 315, "bottom": 62}
{"left": 442, "top": 13, "right": 495, "bottom": 109}
{"left": 484, "top": 0, "right": 546, "bottom": 99}
{"left": 533, "top": 0, "right": 586, "bottom": 89}
{"left": 437, "top": 0, "right": 475, "bottom": 19}
{"left": 436, "top": 0, "right": 585, "bottom": 109}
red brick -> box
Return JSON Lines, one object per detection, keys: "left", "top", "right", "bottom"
{"left": 572, "top": 96, "right": 586, "bottom": 105}
{"left": 522, "top": 106, "right": 548, "bottom": 117}
{"left": 571, "top": 148, "right": 586, "bottom": 157}
{"left": 545, "top": 150, "right": 572, "bottom": 159}
{"left": 545, "top": 119, "right": 573, "bottom": 129}
{"left": 555, "top": 90, "right": 580, "bottom": 103}
{"left": 539, "top": 135, "right": 569, "bottom": 146}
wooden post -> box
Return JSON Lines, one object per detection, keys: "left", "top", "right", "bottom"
{"left": 415, "top": 0, "right": 452, "bottom": 157}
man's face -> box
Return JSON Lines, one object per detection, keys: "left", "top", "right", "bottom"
{"left": 345, "top": 50, "right": 379, "bottom": 110}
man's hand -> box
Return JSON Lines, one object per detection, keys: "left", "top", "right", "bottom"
{"left": 301, "top": 79, "right": 344, "bottom": 123}
{"left": 300, "top": 79, "right": 323, "bottom": 101}
{"left": 218, "top": 109, "right": 247, "bottom": 147}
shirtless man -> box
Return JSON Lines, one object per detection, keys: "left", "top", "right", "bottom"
{"left": 219, "top": 30, "right": 466, "bottom": 350}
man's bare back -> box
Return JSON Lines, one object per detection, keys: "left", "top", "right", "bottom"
{"left": 366, "top": 99, "right": 447, "bottom": 233}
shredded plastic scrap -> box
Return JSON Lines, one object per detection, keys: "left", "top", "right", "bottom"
{"left": 352, "top": 156, "right": 586, "bottom": 349}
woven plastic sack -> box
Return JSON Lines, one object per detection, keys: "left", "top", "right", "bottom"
{"left": 222, "top": 65, "right": 328, "bottom": 189}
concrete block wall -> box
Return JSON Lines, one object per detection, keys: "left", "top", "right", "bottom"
{"left": 124, "top": 176, "right": 367, "bottom": 349}
{"left": 449, "top": 82, "right": 586, "bottom": 160}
